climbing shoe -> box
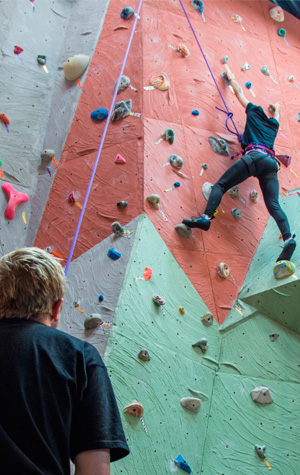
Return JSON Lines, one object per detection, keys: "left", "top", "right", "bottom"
{"left": 276, "top": 238, "right": 296, "bottom": 262}
{"left": 182, "top": 214, "right": 211, "bottom": 231}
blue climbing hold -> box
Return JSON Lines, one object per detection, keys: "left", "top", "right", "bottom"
{"left": 192, "top": 110, "right": 199, "bottom": 116}
{"left": 120, "top": 6, "right": 135, "bottom": 19}
{"left": 245, "top": 82, "right": 252, "bottom": 89}
{"left": 191, "top": 0, "right": 204, "bottom": 15}
{"left": 174, "top": 455, "right": 192, "bottom": 474}
{"left": 107, "top": 248, "right": 121, "bottom": 260}
{"left": 174, "top": 182, "right": 181, "bottom": 188}
{"left": 91, "top": 108, "right": 108, "bottom": 121}
{"left": 98, "top": 295, "right": 104, "bottom": 302}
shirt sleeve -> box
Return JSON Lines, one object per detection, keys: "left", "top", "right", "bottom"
{"left": 70, "top": 345, "right": 130, "bottom": 462}
{"left": 245, "top": 102, "right": 255, "bottom": 114}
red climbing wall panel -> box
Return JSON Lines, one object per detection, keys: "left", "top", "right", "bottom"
{"left": 35, "top": 0, "right": 300, "bottom": 324}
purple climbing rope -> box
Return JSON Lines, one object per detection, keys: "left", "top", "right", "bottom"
{"left": 178, "top": 0, "right": 242, "bottom": 142}
{"left": 64, "top": 0, "right": 143, "bottom": 276}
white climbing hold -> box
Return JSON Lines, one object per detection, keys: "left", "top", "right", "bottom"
{"left": 251, "top": 386, "right": 273, "bottom": 404}
{"left": 180, "top": 397, "right": 201, "bottom": 413}
{"left": 63, "top": 54, "right": 90, "bottom": 81}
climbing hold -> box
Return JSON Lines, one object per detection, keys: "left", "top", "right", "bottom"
{"left": 174, "top": 455, "right": 192, "bottom": 474}
{"left": 298, "top": 112, "right": 300, "bottom": 122}
{"left": 241, "top": 62, "right": 250, "bottom": 71}
{"left": 222, "top": 56, "right": 229, "bottom": 64}
{"left": 250, "top": 386, "right": 273, "bottom": 404}
{"left": 123, "top": 400, "right": 144, "bottom": 418}
{"left": 68, "top": 191, "right": 76, "bottom": 203}
{"left": 201, "top": 312, "right": 213, "bottom": 326}
{"left": 180, "top": 397, "right": 201, "bottom": 413}
{"left": 192, "top": 110, "right": 199, "bottom": 116}
{"left": 231, "top": 208, "right": 242, "bottom": 219}
{"left": 41, "top": 149, "right": 55, "bottom": 162}
{"left": 255, "top": 445, "right": 266, "bottom": 459}
{"left": 231, "top": 14, "right": 246, "bottom": 31}
{"left": 277, "top": 155, "right": 292, "bottom": 168}
{"left": 84, "top": 314, "right": 103, "bottom": 330}
{"left": 37, "top": 55, "right": 46, "bottom": 65}
{"left": 0, "top": 114, "right": 9, "bottom": 125}
{"left": 221, "top": 71, "right": 234, "bottom": 93}
{"left": 111, "top": 221, "right": 124, "bottom": 236}
{"left": 277, "top": 28, "right": 286, "bottom": 37}
{"left": 155, "top": 128, "right": 175, "bottom": 145}
{"left": 191, "top": 0, "right": 206, "bottom": 23}
{"left": 63, "top": 54, "right": 90, "bottom": 81}
{"left": 117, "top": 201, "right": 128, "bottom": 208}
{"left": 14, "top": 45, "right": 23, "bottom": 55}
{"left": 218, "top": 262, "right": 230, "bottom": 278}
{"left": 152, "top": 295, "right": 165, "bottom": 306}
{"left": 175, "top": 224, "right": 192, "bottom": 239}
{"left": 269, "top": 5, "right": 284, "bottom": 22}
{"left": 269, "top": 333, "right": 279, "bottom": 341}
{"left": 149, "top": 72, "right": 170, "bottom": 91}
{"left": 115, "top": 154, "right": 126, "bottom": 164}
{"left": 192, "top": 338, "right": 208, "bottom": 353}
{"left": 98, "top": 295, "right": 104, "bottom": 302}
{"left": 147, "top": 194, "right": 160, "bottom": 210}
{"left": 273, "top": 260, "right": 296, "bottom": 279}
{"left": 261, "top": 65, "right": 278, "bottom": 84}
{"left": 288, "top": 75, "right": 295, "bottom": 83}
{"left": 176, "top": 44, "right": 190, "bottom": 57}
{"left": 107, "top": 248, "right": 121, "bottom": 260}
{"left": 250, "top": 190, "right": 258, "bottom": 203}
{"left": 91, "top": 108, "right": 108, "bottom": 121}
{"left": 138, "top": 349, "right": 150, "bottom": 361}
{"left": 120, "top": 6, "right": 135, "bottom": 19}
{"left": 164, "top": 182, "right": 180, "bottom": 192}
{"left": 111, "top": 99, "right": 132, "bottom": 121}
{"left": 169, "top": 155, "right": 183, "bottom": 169}
{"left": 228, "top": 185, "right": 239, "bottom": 197}
{"left": 200, "top": 163, "right": 207, "bottom": 176}
{"left": 208, "top": 136, "right": 229, "bottom": 156}
{"left": 178, "top": 306, "right": 185, "bottom": 315}
{"left": 114, "top": 75, "right": 130, "bottom": 93}
{"left": 202, "top": 182, "right": 213, "bottom": 201}
{"left": 245, "top": 81, "right": 252, "bottom": 89}
{"left": 2, "top": 183, "right": 29, "bottom": 220}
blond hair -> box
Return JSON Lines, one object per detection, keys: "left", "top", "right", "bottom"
{"left": 0, "top": 247, "right": 66, "bottom": 320}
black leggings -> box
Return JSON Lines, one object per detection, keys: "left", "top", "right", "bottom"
{"left": 205, "top": 151, "right": 291, "bottom": 240}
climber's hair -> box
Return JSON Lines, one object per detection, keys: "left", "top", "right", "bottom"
{"left": 0, "top": 247, "right": 66, "bottom": 321}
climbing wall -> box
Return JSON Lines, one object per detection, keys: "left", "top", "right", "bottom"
{"left": 1, "top": 0, "right": 300, "bottom": 474}
{"left": 33, "top": 0, "right": 300, "bottom": 324}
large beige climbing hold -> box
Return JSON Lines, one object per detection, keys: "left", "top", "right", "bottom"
{"left": 147, "top": 194, "right": 160, "bottom": 209}
{"left": 123, "top": 400, "right": 144, "bottom": 418}
{"left": 269, "top": 5, "right": 284, "bottom": 22}
{"left": 63, "top": 54, "right": 90, "bottom": 81}
{"left": 218, "top": 262, "right": 230, "bottom": 278}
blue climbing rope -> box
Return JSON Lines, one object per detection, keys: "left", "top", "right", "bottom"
{"left": 178, "top": 0, "right": 243, "bottom": 142}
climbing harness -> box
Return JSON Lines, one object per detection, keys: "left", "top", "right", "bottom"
{"left": 178, "top": 0, "right": 242, "bottom": 142}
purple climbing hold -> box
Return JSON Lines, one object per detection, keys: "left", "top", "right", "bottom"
{"left": 174, "top": 455, "right": 192, "bottom": 474}
{"left": 107, "top": 248, "right": 121, "bottom": 260}
{"left": 192, "top": 110, "right": 199, "bottom": 116}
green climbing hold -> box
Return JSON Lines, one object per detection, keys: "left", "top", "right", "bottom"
{"left": 277, "top": 28, "right": 286, "bottom": 37}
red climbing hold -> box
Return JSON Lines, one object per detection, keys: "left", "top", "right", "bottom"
{"left": 2, "top": 183, "right": 29, "bottom": 219}
{"left": 14, "top": 46, "right": 23, "bottom": 55}
{"left": 0, "top": 114, "right": 10, "bottom": 125}
{"left": 115, "top": 154, "right": 126, "bottom": 164}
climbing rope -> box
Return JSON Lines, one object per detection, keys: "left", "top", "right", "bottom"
{"left": 178, "top": 0, "right": 242, "bottom": 142}
{"left": 64, "top": 0, "right": 143, "bottom": 276}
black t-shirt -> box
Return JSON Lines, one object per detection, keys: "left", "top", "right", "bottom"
{"left": 0, "top": 318, "right": 129, "bottom": 474}
{"left": 241, "top": 102, "right": 279, "bottom": 150}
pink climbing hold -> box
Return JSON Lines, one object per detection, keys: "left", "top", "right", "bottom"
{"left": 2, "top": 183, "right": 29, "bottom": 219}
{"left": 115, "top": 154, "right": 126, "bottom": 164}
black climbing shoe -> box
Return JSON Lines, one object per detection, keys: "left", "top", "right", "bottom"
{"left": 276, "top": 238, "right": 296, "bottom": 262}
{"left": 182, "top": 214, "right": 211, "bottom": 231}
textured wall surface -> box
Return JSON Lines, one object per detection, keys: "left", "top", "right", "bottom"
{"left": 34, "top": 0, "right": 300, "bottom": 323}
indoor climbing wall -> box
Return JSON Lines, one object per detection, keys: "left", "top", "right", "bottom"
{"left": 1, "top": 0, "right": 300, "bottom": 474}
{"left": 33, "top": 0, "right": 300, "bottom": 324}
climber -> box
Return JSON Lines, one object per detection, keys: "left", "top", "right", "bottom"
{"left": 182, "top": 71, "right": 296, "bottom": 263}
